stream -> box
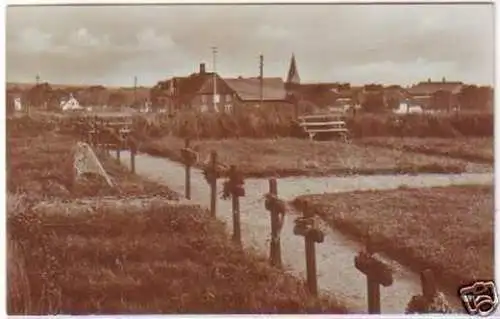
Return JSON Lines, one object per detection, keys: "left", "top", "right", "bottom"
{"left": 112, "top": 150, "right": 493, "bottom": 314}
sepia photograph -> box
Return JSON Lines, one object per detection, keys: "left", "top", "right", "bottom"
{"left": 5, "top": 1, "right": 496, "bottom": 316}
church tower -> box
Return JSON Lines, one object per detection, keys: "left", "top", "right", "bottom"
{"left": 286, "top": 53, "right": 301, "bottom": 88}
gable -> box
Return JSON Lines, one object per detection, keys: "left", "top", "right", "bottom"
{"left": 197, "top": 75, "right": 234, "bottom": 96}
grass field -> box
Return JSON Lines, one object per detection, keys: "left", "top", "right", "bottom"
{"left": 140, "top": 136, "right": 484, "bottom": 178}
{"left": 7, "top": 117, "right": 347, "bottom": 314}
{"left": 7, "top": 196, "right": 347, "bottom": 314}
{"left": 359, "top": 137, "right": 494, "bottom": 163}
{"left": 7, "top": 130, "right": 179, "bottom": 200}
{"left": 292, "top": 185, "right": 494, "bottom": 293}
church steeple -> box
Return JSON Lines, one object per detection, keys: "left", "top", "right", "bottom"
{"left": 286, "top": 53, "right": 300, "bottom": 85}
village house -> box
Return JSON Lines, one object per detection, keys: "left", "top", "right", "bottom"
{"left": 60, "top": 94, "right": 84, "bottom": 112}
{"left": 407, "top": 78, "right": 463, "bottom": 111}
{"left": 151, "top": 62, "right": 294, "bottom": 114}
{"left": 151, "top": 63, "right": 235, "bottom": 113}
{"left": 6, "top": 86, "right": 24, "bottom": 113}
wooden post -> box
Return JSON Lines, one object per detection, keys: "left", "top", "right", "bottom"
{"left": 184, "top": 138, "right": 191, "bottom": 200}
{"left": 421, "top": 269, "right": 437, "bottom": 299}
{"left": 130, "top": 139, "right": 136, "bottom": 174}
{"left": 365, "top": 233, "right": 380, "bottom": 314}
{"left": 367, "top": 277, "right": 381, "bottom": 314}
{"left": 354, "top": 229, "right": 393, "bottom": 314}
{"left": 304, "top": 214, "right": 318, "bottom": 296}
{"left": 116, "top": 141, "right": 121, "bottom": 163}
{"left": 230, "top": 165, "right": 241, "bottom": 246}
{"left": 293, "top": 203, "right": 324, "bottom": 297}
{"left": 269, "top": 178, "right": 282, "bottom": 268}
{"left": 210, "top": 151, "right": 217, "bottom": 218}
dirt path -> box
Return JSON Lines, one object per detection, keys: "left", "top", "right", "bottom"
{"left": 113, "top": 151, "right": 492, "bottom": 314}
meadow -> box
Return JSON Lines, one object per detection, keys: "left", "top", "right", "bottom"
{"left": 139, "top": 136, "right": 488, "bottom": 178}
{"left": 7, "top": 116, "right": 346, "bottom": 314}
{"left": 130, "top": 110, "right": 492, "bottom": 178}
{"left": 293, "top": 185, "right": 494, "bottom": 294}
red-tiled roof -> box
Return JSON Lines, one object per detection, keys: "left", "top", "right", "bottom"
{"left": 224, "top": 77, "right": 287, "bottom": 101}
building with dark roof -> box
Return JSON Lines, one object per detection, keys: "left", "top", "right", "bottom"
{"left": 407, "top": 78, "right": 463, "bottom": 110}
{"left": 151, "top": 61, "right": 296, "bottom": 114}
{"left": 150, "top": 63, "right": 235, "bottom": 113}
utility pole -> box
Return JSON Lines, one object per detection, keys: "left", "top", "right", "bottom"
{"left": 133, "top": 76, "right": 138, "bottom": 107}
{"left": 212, "top": 46, "right": 218, "bottom": 112}
{"left": 259, "top": 54, "right": 264, "bottom": 108}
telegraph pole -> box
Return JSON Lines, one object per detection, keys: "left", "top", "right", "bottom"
{"left": 133, "top": 76, "right": 138, "bottom": 107}
{"left": 212, "top": 46, "right": 218, "bottom": 111}
{"left": 259, "top": 54, "right": 264, "bottom": 108}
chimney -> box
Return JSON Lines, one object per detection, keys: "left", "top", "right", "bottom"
{"left": 199, "top": 63, "right": 206, "bottom": 74}
{"left": 442, "top": 77, "right": 446, "bottom": 83}
{"left": 427, "top": 78, "right": 431, "bottom": 83}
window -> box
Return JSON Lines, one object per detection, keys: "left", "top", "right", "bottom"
{"left": 200, "top": 104, "right": 208, "bottom": 113}
{"left": 201, "top": 95, "right": 207, "bottom": 104}
{"left": 226, "top": 94, "right": 232, "bottom": 102}
{"left": 225, "top": 104, "right": 233, "bottom": 113}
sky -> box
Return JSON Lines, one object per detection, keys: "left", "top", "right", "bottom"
{"left": 6, "top": 3, "right": 495, "bottom": 87}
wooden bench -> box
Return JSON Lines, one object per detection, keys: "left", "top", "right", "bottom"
{"left": 297, "top": 113, "right": 350, "bottom": 142}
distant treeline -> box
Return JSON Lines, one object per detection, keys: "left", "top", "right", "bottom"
{"left": 6, "top": 82, "right": 150, "bottom": 112}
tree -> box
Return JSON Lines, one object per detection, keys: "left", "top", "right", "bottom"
{"left": 431, "top": 90, "right": 454, "bottom": 111}
{"left": 457, "top": 85, "right": 493, "bottom": 111}
{"left": 361, "top": 84, "right": 387, "bottom": 113}
{"left": 26, "top": 82, "right": 53, "bottom": 109}
{"left": 107, "top": 91, "right": 126, "bottom": 109}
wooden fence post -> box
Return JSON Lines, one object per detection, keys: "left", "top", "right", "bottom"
{"left": 230, "top": 165, "right": 242, "bottom": 246}
{"left": 304, "top": 209, "right": 318, "bottom": 296}
{"left": 116, "top": 140, "right": 121, "bottom": 163}
{"left": 210, "top": 151, "right": 217, "bottom": 218}
{"left": 421, "top": 269, "right": 437, "bottom": 300}
{"left": 354, "top": 229, "right": 394, "bottom": 314}
{"left": 184, "top": 138, "right": 191, "bottom": 200}
{"left": 293, "top": 203, "right": 324, "bottom": 296}
{"left": 130, "top": 139, "right": 136, "bottom": 174}
{"left": 268, "top": 178, "right": 282, "bottom": 268}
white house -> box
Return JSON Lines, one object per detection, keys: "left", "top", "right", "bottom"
{"left": 14, "top": 97, "right": 22, "bottom": 112}
{"left": 394, "top": 101, "right": 423, "bottom": 114}
{"left": 61, "top": 94, "right": 83, "bottom": 111}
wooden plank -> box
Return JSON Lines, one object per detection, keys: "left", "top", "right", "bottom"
{"left": 299, "top": 121, "right": 346, "bottom": 127}
{"left": 298, "top": 114, "right": 345, "bottom": 120}
{"left": 306, "top": 128, "right": 348, "bottom": 133}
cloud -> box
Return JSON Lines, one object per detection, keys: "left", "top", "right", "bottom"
{"left": 11, "top": 28, "right": 53, "bottom": 53}
{"left": 6, "top": 4, "right": 494, "bottom": 86}
{"left": 69, "top": 27, "right": 103, "bottom": 48}
{"left": 135, "top": 28, "right": 176, "bottom": 52}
